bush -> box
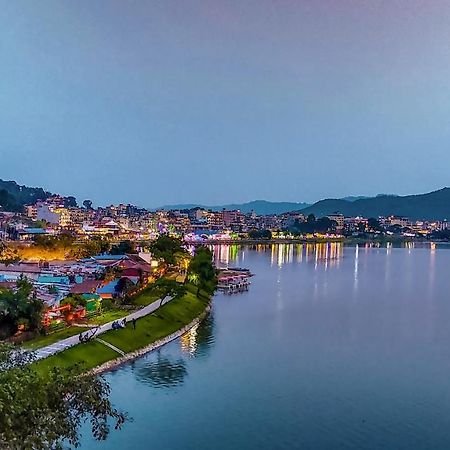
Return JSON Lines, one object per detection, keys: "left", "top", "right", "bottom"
{"left": 101, "top": 298, "right": 113, "bottom": 311}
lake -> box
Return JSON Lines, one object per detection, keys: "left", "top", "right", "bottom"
{"left": 81, "top": 243, "right": 450, "bottom": 449}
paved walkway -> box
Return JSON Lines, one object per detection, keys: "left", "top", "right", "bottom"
{"left": 96, "top": 338, "right": 125, "bottom": 356}
{"left": 33, "top": 296, "right": 171, "bottom": 361}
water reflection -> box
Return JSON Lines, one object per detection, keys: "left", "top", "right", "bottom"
{"left": 212, "top": 242, "right": 345, "bottom": 268}
{"left": 81, "top": 243, "right": 450, "bottom": 450}
{"left": 134, "top": 351, "right": 188, "bottom": 389}
{"left": 180, "top": 314, "right": 215, "bottom": 358}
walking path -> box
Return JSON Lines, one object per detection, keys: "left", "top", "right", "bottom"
{"left": 32, "top": 296, "right": 171, "bottom": 361}
{"left": 96, "top": 338, "right": 125, "bottom": 356}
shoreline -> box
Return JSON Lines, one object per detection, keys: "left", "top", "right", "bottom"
{"left": 33, "top": 286, "right": 213, "bottom": 376}
{"left": 192, "top": 237, "right": 425, "bottom": 245}
{"left": 90, "top": 302, "right": 212, "bottom": 376}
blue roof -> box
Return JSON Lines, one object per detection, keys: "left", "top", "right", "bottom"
{"left": 20, "top": 228, "right": 48, "bottom": 234}
{"left": 37, "top": 275, "right": 70, "bottom": 285}
{"left": 97, "top": 279, "right": 119, "bottom": 294}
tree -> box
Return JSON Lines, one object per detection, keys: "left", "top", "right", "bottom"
{"left": 0, "top": 344, "right": 125, "bottom": 449}
{"left": 0, "top": 277, "right": 44, "bottom": 337}
{"left": 289, "top": 216, "right": 336, "bottom": 234}
{"left": 248, "top": 229, "right": 272, "bottom": 240}
{"left": 367, "top": 218, "right": 383, "bottom": 232}
{"left": 64, "top": 196, "right": 77, "bottom": 208}
{"left": 60, "top": 294, "right": 86, "bottom": 309}
{"left": 188, "top": 247, "right": 216, "bottom": 297}
{"left": 155, "top": 279, "right": 187, "bottom": 306}
{"left": 71, "top": 237, "right": 111, "bottom": 259}
{"left": 115, "top": 277, "right": 135, "bottom": 297}
{"left": 83, "top": 199, "right": 93, "bottom": 210}
{"left": 0, "top": 242, "right": 20, "bottom": 266}
{"left": 149, "top": 236, "right": 185, "bottom": 267}
{"left": 110, "top": 240, "right": 135, "bottom": 255}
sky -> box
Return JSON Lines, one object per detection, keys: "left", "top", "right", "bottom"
{"left": 1, "top": 0, "right": 450, "bottom": 207}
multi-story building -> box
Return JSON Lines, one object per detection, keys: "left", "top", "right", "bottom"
{"left": 207, "top": 211, "right": 224, "bottom": 230}
{"left": 386, "top": 216, "right": 410, "bottom": 228}
{"left": 327, "top": 214, "right": 345, "bottom": 231}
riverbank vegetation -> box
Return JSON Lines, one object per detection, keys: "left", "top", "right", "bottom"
{"left": 33, "top": 283, "right": 211, "bottom": 375}
{"left": 0, "top": 237, "right": 219, "bottom": 449}
{"left": 33, "top": 243, "right": 216, "bottom": 374}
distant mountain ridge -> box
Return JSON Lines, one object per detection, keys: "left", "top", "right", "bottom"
{"left": 157, "top": 200, "right": 311, "bottom": 215}
{"left": 301, "top": 188, "right": 450, "bottom": 221}
{"left": 3, "top": 177, "right": 450, "bottom": 220}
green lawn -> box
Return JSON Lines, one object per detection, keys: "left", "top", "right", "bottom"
{"left": 23, "top": 326, "right": 89, "bottom": 350}
{"left": 33, "top": 288, "right": 209, "bottom": 375}
{"left": 88, "top": 309, "right": 130, "bottom": 326}
{"left": 101, "top": 291, "right": 206, "bottom": 353}
{"left": 34, "top": 340, "right": 118, "bottom": 374}
{"left": 131, "top": 284, "right": 166, "bottom": 307}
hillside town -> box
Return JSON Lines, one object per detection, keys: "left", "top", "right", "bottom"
{"left": 1, "top": 193, "right": 450, "bottom": 245}
{"left": 0, "top": 191, "right": 447, "bottom": 334}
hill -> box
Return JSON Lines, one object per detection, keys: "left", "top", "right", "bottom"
{"left": 158, "top": 200, "right": 311, "bottom": 215}
{"left": 0, "top": 179, "right": 51, "bottom": 212}
{"left": 300, "top": 188, "right": 450, "bottom": 221}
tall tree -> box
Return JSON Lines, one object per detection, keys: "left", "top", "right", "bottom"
{"left": 188, "top": 247, "right": 216, "bottom": 296}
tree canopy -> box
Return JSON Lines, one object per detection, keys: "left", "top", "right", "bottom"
{"left": 289, "top": 216, "right": 337, "bottom": 234}
{"left": 0, "top": 345, "right": 125, "bottom": 449}
{"left": 188, "top": 247, "right": 216, "bottom": 296}
{"left": 149, "top": 235, "right": 185, "bottom": 266}
{"left": 0, "top": 277, "right": 44, "bottom": 338}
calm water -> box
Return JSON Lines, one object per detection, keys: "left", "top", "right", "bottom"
{"left": 81, "top": 243, "right": 450, "bottom": 450}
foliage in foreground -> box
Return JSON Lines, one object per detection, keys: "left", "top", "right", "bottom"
{"left": 0, "top": 345, "right": 125, "bottom": 449}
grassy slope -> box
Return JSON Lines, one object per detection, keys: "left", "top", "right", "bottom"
{"left": 88, "top": 309, "right": 129, "bottom": 326}
{"left": 131, "top": 284, "right": 166, "bottom": 307}
{"left": 24, "top": 281, "right": 164, "bottom": 349}
{"left": 33, "top": 288, "right": 209, "bottom": 375}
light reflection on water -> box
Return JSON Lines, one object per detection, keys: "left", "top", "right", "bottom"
{"left": 80, "top": 243, "right": 450, "bottom": 450}
{"left": 133, "top": 352, "right": 188, "bottom": 389}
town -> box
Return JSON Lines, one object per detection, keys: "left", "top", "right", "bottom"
{"left": 0, "top": 190, "right": 447, "bottom": 341}
{"left": 1, "top": 193, "right": 449, "bottom": 245}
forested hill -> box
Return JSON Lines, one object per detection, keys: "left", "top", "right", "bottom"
{"left": 158, "top": 200, "right": 311, "bottom": 215}
{"left": 0, "top": 179, "right": 51, "bottom": 212}
{"left": 300, "top": 188, "right": 450, "bottom": 221}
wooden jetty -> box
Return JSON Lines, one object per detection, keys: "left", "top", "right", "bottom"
{"left": 217, "top": 268, "right": 253, "bottom": 294}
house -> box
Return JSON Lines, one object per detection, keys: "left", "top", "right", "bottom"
{"left": 18, "top": 227, "right": 51, "bottom": 241}
{"left": 96, "top": 279, "right": 120, "bottom": 299}
{"left": 69, "top": 279, "right": 103, "bottom": 295}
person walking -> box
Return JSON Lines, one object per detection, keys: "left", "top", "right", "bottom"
{"left": 132, "top": 318, "right": 137, "bottom": 330}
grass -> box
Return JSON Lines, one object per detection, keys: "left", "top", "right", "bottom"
{"left": 88, "top": 309, "right": 129, "bottom": 326}
{"left": 34, "top": 340, "right": 119, "bottom": 374}
{"left": 131, "top": 284, "right": 166, "bottom": 307}
{"left": 33, "top": 287, "right": 210, "bottom": 375}
{"left": 22, "top": 309, "right": 129, "bottom": 350}
{"left": 24, "top": 281, "right": 166, "bottom": 354}
{"left": 23, "top": 326, "right": 89, "bottom": 350}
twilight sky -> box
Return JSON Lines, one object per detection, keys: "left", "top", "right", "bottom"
{"left": 1, "top": 1, "right": 450, "bottom": 207}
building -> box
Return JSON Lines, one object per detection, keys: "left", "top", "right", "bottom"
{"left": 327, "top": 214, "right": 345, "bottom": 230}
